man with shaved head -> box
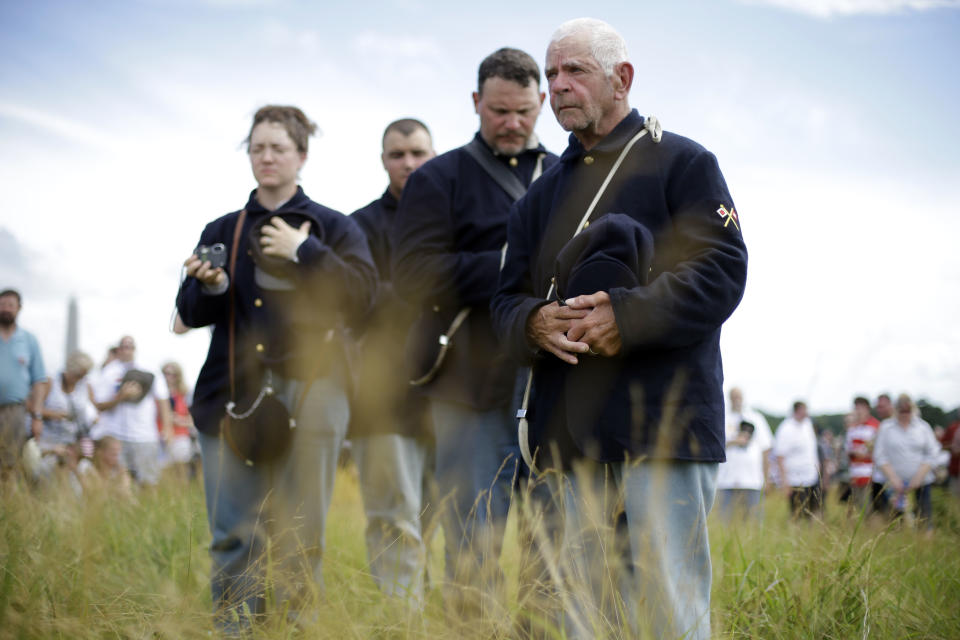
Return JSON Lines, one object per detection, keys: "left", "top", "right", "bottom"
{"left": 349, "top": 118, "right": 435, "bottom": 602}
{"left": 493, "top": 18, "right": 747, "bottom": 639}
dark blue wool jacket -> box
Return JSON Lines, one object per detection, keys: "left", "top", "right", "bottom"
{"left": 492, "top": 110, "right": 748, "bottom": 464}
{"left": 392, "top": 133, "right": 558, "bottom": 410}
{"left": 348, "top": 189, "right": 429, "bottom": 439}
{"left": 177, "top": 187, "right": 376, "bottom": 435}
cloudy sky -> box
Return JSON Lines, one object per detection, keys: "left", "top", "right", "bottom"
{"left": 2, "top": 0, "right": 958, "bottom": 415}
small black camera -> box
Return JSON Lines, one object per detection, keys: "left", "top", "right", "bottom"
{"left": 195, "top": 243, "right": 227, "bottom": 269}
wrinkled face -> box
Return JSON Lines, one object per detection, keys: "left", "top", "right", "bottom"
{"left": 0, "top": 294, "right": 19, "bottom": 326}
{"left": 545, "top": 34, "right": 617, "bottom": 135}
{"left": 473, "top": 76, "right": 544, "bottom": 156}
{"left": 381, "top": 128, "right": 435, "bottom": 197}
{"left": 248, "top": 121, "right": 306, "bottom": 192}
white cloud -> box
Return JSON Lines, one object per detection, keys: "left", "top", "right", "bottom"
{"left": 351, "top": 30, "right": 443, "bottom": 58}
{"left": 262, "top": 21, "right": 326, "bottom": 55}
{"left": 739, "top": 0, "right": 960, "bottom": 18}
{"left": 720, "top": 167, "right": 960, "bottom": 413}
{"left": 0, "top": 101, "right": 123, "bottom": 151}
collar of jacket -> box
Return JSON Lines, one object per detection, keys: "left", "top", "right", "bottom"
{"left": 560, "top": 109, "right": 645, "bottom": 164}
{"left": 471, "top": 131, "right": 548, "bottom": 159}
{"left": 379, "top": 187, "right": 399, "bottom": 212}
{"left": 243, "top": 185, "right": 311, "bottom": 217}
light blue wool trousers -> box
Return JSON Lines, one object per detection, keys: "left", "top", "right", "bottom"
{"left": 554, "top": 460, "right": 717, "bottom": 640}
{"left": 198, "top": 373, "right": 348, "bottom": 634}
{"left": 353, "top": 433, "right": 428, "bottom": 603}
{"left": 429, "top": 399, "right": 521, "bottom": 592}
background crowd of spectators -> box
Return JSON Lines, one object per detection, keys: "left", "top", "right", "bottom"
{"left": 721, "top": 386, "right": 958, "bottom": 533}
{"left": 3, "top": 286, "right": 959, "bottom": 532}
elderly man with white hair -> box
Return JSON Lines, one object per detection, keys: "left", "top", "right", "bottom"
{"left": 492, "top": 17, "right": 747, "bottom": 639}
{"left": 874, "top": 393, "right": 941, "bottom": 531}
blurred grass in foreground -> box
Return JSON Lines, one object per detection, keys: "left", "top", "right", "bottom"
{"left": 2, "top": 467, "right": 959, "bottom": 639}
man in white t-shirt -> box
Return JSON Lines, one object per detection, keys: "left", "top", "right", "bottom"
{"left": 773, "top": 400, "right": 821, "bottom": 518}
{"left": 91, "top": 335, "right": 171, "bottom": 485}
{"left": 717, "top": 387, "right": 772, "bottom": 521}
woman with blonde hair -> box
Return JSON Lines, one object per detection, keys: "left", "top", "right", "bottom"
{"left": 160, "top": 361, "right": 196, "bottom": 476}
{"left": 34, "top": 351, "right": 98, "bottom": 488}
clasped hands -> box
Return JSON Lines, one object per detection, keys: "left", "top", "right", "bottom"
{"left": 526, "top": 291, "right": 621, "bottom": 365}
{"left": 183, "top": 217, "right": 311, "bottom": 286}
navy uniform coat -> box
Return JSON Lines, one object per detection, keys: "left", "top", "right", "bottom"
{"left": 348, "top": 189, "right": 429, "bottom": 439}
{"left": 491, "top": 111, "right": 748, "bottom": 465}
{"left": 392, "top": 134, "right": 558, "bottom": 410}
{"left": 177, "top": 187, "right": 376, "bottom": 435}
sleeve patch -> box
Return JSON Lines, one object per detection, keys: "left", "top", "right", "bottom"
{"left": 716, "top": 204, "right": 739, "bottom": 231}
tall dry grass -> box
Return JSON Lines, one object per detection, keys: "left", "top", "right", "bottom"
{"left": 2, "top": 466, "right": 959, "bottom": 639}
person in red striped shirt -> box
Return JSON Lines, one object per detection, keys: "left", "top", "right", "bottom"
{"left": 845, "top": 396, "right": 879, "bottom": 511}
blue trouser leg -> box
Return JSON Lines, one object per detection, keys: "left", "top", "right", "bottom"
{"left": 717, "top": 487, "right": 764, "bottom": 522}
{"left": 618, "top": 460, "right": 717, "bottom": 640}
{"left": 429, "top": 399, "right": 519, "bottom": 590}
{"left": 199, "top": 431, "right": 268, "bottom": 633}
{"left": 353, "top": 434, "right": 427, "bottom": 602}
{"left": 556, "top": 460, "right": 717, "bottom": 640}
{"left": 198, "top": 373, "right": 348, "bottom": 633}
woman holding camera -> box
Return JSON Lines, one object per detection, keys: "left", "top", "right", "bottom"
{"left": 177, "top": 105, "right": 376, "bottom": 632}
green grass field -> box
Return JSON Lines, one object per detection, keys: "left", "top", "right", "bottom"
{"left": 2, "top": 468, "right": 959, "bottom": 639}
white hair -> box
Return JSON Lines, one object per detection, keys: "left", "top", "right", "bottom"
{"left": 550, "top": 18, "right": 629, "bottom": 76}
{"left": 65, "top": 351, "right": 93, "bottom": 377}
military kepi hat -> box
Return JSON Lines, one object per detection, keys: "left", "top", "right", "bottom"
{"left": 554, "top": 213, "right": 655, "bottom": 300}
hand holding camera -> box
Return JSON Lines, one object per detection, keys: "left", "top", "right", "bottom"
{"left": 185, "top": 242, "right": 227, "bottom": 288}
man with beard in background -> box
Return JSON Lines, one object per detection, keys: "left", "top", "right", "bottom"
{"left": 392, "top": 48, "right": 558, "bottom": 610}
{"left": 0, "top": 289, "right": 48, "bottom": 481}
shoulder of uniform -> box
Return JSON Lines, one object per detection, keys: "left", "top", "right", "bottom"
{"left": 350, "top": 198, "right": 381, "bottom": 220}
{"left": 296, "top": 200, "right": 347, "bottom": 224}
{"left": 655, "top": 130, "right": 709, "bottom": 157}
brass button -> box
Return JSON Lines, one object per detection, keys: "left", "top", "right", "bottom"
{"left": 584, "top": 156, "right": 595, "bottom": 165}
{"left": 509, "top": 157, "right": 518, "bottom": 167}
{"left": 254, "top": 298, "right": 263, "bottom": 307}
{"left": 255, "top": 343, "right": 264, "bottom": 353}
{"left": 583, "top": 221, "right": 590, "bottom": 228}
{"left": 432, "top": 305, "right": 440, "bottom": 312}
